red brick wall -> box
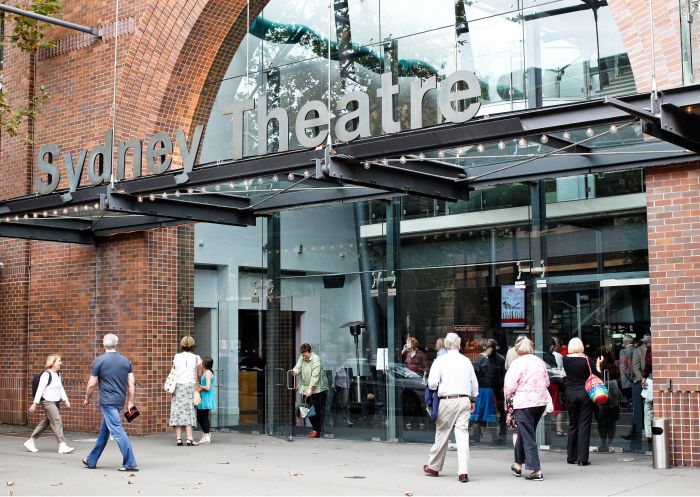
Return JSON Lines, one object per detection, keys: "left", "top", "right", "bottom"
{"left": 608, "top": 0, "right": 684, "bottom": 91}
{"left": 646, "top": 163, "right": 700, "bottom": 466}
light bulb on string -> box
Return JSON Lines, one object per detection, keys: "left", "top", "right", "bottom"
{"left": 609, "top": 124, "right": 618, "bottom": 134}
{"left": 497, "top": 140, "right": 506, "bottom": 150}
{"left": 437, "top": 149, "right": 445, "bottom": 158}
{"left": 418, "top": 152, "right": 425, "bottom": 160}
{"left": 563, "top": 131, "right": 571, "bottom": 140}
{"left": 540, "top": 135, "right": 549, "bottom": 144}
{"left": 303, "top": 170, "right": 310, "bottom": 177}
{"left": 272, "top": 174, "right": 279, "bottom": 183}
{"left": 518, "top": 137, "right": 527, "bottom": 147}
{"left": 215, "top": 184, "right": 221, "bottom": 191}
{"left": 585, "top": 127, "right": 595, "bottom": 137}
{"left": 149, "top": 194, "right": 156, "bottom": 201}
{"left": 288, "top": 172, "right": 295, "bottom": 180}
{"left": 399, "top": 155, "right": 407, "bottom": 164}
{"left": 137, "top": 196, "right": 143, "bottom": 203}
{"left": 161, "top": 192, "right": 168, "bottom": 199}
{"left": 476, "top": 143, "right": 485, "bottom": 153}
{"left": 257, "top": 177, "right": 263, "bottom": 184}
{"left": 175, "top": 190, "right": 181, "bottom": 198}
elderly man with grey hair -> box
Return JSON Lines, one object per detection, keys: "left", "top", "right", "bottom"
{"left": 83, "top": 334, "right": 138, "bottom": 472}
{"left": 423, "top": 332, "right": 479, "bottom": 483}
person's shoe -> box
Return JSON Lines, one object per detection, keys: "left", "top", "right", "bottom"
{"left": 23, "top": 438, "right": 38, "bottom": 453}
{"left": 198, "top": 433, "right": 211, "bottom": 444}
{"left": 176, "top": 438, "right": 183, "bottom": 446}
{"left": 524, "top": 472, "right": 543, "bottom": 481}
{"left": 58, "top": 442, "right": 74, "bottom": 454}
{"left": 186, "top": 439, "right": 199, "bottom": 446}
{"left": 81, "top": 458, "right": 96, "bottom": 469}
{"left": 423, "top": 465, "right": 439, "bottom": 477}
{"left": 458, "top": 474, "right": 469, "bottom": 483}
{"left": 118, "top": 466, "right": 139, "bottom": 472}
{"left": 308, "top": 430, "right": 320, "bottom": 438}
{"left": 578, "top": 461, "right": 591, "bottom": 466}
{"left": 511, "top": 464, "right": 522, "bottom": 477}
{"left": 567, "top": 459, "right": 577, "bottom": 464}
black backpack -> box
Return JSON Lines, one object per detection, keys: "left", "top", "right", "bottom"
{"left": 31, "top": 370, "right": 54, "bottom": 399}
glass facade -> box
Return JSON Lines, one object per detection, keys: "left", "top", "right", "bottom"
{"left": 191, "top": 0, "right": 653, "bottom": 453}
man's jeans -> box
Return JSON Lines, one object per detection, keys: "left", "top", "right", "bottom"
{"left": 85, "top": 405, "right": 137, "bottom": 469}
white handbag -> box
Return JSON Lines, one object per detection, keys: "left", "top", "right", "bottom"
{"left": 164, "top": 368, "right": 176, "bottom": 393}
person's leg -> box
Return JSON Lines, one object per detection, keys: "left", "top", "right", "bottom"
{"left": 85, "top": 415, "right": 110, "bottom": 467}
{"left": 597, "top": 409, "right": 607, "bottom": 449}
{"left": 513, "top": 413, "right": 526, "bottom": 466}
{"left": 186, "top": 425, "right": 194, "bottom": 442}
{"left": 175, "top": 426, "right": 182, "bottom": 441}
{"left": 309, "top": 391, "right": 326, "bottom": 433}
{"left": 577, "top": 396, "right": 594, "bottom": 463}
{"left": 427, "top": 400, "right": 458, "bottom": 472}
{"left": 101, "top": 406, "right": 137, "bottom": 469}
{"left": 632, "top": 382, "right": 644, "bottom": 434}
{"left": 644, "top": 400, "right": 653, "bottom": 439}
{"left": 453, "top": 398, "right": 470, "bottom": 476}
{"left": 41, "top": 401, "right": 65, "bottom": 444}
{"left": 515, "top": 407, "right": 540, "bottom": 471}
{"left": 197, "top": 409, "right": 209, "bottom": 434}
{"left": 30, "top": 409, "right": 51, "bottom": 440}
{"left": 317, "top": 391, "right": 327, "bottom": 431}
{"left": 567, "top": 393, "right": 582, "bottom": 462}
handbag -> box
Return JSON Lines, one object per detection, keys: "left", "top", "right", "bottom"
{"left": 124, "top": 405, "right": 141, "bottom": 423}
{"left": 504, "top": 398, "right": 517, "bottom": 431}
{"left": 164, "top": 368, "right": 176, "bottom": 393}
{"left": 193, "top": 389, "right": 202, "bottom": 407}
{"left": 545, "top": 390, "right": 554, "bottom": 414}
{"left": 584, "top": 357, "right": 609, "bottom": 405}
{"left": 297, "top": 397, "right": 316, "bottom": 418}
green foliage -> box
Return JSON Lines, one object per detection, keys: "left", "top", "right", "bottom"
{"left": 1, "top": 0, "right": 61, "bottom": 142}
{"left": 9, "top": 0, "right": 62, "bottom": 53}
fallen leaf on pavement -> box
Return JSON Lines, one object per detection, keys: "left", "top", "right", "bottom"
{"left": 50, "top": 482, "right": 63, "bottom": 486}
{"left": 288, "top": 471, "right": 302, "bottom": 476}
{"left": 217, "top": 461, "right": 230, "bottom": 465}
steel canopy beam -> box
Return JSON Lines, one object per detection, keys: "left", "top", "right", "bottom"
{"left": 100, "top": 191, "right": 255, "bottom": 226}
{"left": 253, "top": 186, "right": 396, "bottom": 213}
{"left": 0, "top": 4, "right": 101, "bottom": 37}
{"left": 316, "top": 154, "right": 471, "bottom": 202}
{"left": 0, "top": 222, "right": 94, "bottom": 244}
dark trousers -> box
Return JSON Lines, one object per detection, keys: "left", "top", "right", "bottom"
{"left": 309, "top": 391, "right": 327, "bottom": 433}
{"left": 597, "top": 406, "right": 619, "bottom": 447}
{"left": 514, "top": 406, "right": 545, "bottom": 471}
{"left": 197, "top": 409, "right": 211, "bottom": 434}
{"left": 566, "top": 388, "right": 595, "bottom": 463}
{"left": 632, "top": 382, "right": 644, "bottom": 434}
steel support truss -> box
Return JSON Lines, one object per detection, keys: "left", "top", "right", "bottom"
{"left": 0, "top": 84, "right": 699, "bottom": 243}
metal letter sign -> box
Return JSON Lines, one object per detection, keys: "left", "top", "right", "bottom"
{"left": 34, "top": 70, "right": 481, "bottom": 195}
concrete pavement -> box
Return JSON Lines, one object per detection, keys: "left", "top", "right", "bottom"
{"left": 0, "top": 424, "right": 698, "bottom": 495}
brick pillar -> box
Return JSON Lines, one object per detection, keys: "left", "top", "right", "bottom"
{"left": 646, "top": 163, "right": 700, "bottom": 467}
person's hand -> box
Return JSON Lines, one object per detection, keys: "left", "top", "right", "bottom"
{"left": 84, "top": 397, "right": 91, "bottom": 406}
{"left": 127, "top": 402, "right": 135, "bottom": 411}
{"left": 28, "top": 403, "right": 37, "bottom": 413}
{"left": 596, "top": 356, "right": 604, "bottom": 371}
{"left": 305, "top": 387, "right": 313, "bottom": 397}
{"left": 291, "top": 369, "right": 299, "bottom": 377}
{"left": 64, "top": 400, "right": 71, "bottom": 408}
{"left": 367, "top": 393, "right": 375, "bottom": 401}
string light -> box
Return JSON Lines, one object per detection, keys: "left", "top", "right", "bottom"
{"left": 363, "top": 161, "right": 370, "bottom": 170}
{"left": 42, "top": 211, "right": 48, "bottom": 217}
{"left": 257, "top": 177, "right": 263, "bottom": 184}
{"left": 175, "top": 190, "right": 181, "bottom": 198}
{"left": 418, "top": 152, "right": 425, "bottom": 160}
{"left": 93, "top": 203, "right": 99, "bottom": 210}
{"left": 229, "top": 182, "right": 235, "bottom": 188}
{"left": 437, "top": 149, "right": 445, "bottom": 158}
{"left": 272, "top": 174, "right": 279, "bottom": 183}
{"left": 52, "top": 210, "right": 58, "bottom": 216}
{"left": 32, "top": 212, "right": 38, "bottom": 218}
{"left": 161, "top": 192, "right": 168, "bottom": 199}
{"left": 149, "top": 194, "right": 156, "bottom": 201}
{"left": 609, "top": 124, "right": 618, "bottom": 134}
{"left": 540, "top": 135, "right": 549, "bottom": 144}
{"left": 457, "top": 148, "right": 465, "bottom": 156}
{"left": 476, "top": 143, "right": 485, "bottom": 153}
{"left": 215, "top": 184, "right": 222, "bottom": 191}
{"left": 200, "top": 186, "right": 207, "bottom": 193}
{"left": 62, "top": 209, "right": 68, "bottom": 215}
{"left": 288, "top": 172, "right": 295, "bottom": 180}
{"left": 497, "top": 140, "right": 506, "bottom": 150}
{"left": 562, "top": 131, "right": 571, "bottom": 140}
{"left": 399, "top": 155, "right": 407, "bottom": 164}
{"left": 585, "top": 127, "right": 595, "bottom": 137}
{"left": 518, "top": 137, "right": 527, "bottom": 147}
{"left": 303, "top": 170, "right": 310, "bottom": 177}
{"left": 137, "top": 195, "right": 144, "bottom": 202}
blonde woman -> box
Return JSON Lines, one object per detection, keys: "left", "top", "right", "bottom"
{"left": 169, "top": 336, "right": 202, "bottom": 446}
{"left": 562, "top": 337, "right": 603, "bottom": 466}
{"left": 24, "top": 354, "right": 74, "bottom": 454}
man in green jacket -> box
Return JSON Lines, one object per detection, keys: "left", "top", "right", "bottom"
{"left": 292, "top": 343, "right": 329, "bottom": 438}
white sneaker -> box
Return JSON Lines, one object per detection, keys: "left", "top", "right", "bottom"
{"left": 23, "top": 438, "right": 38, "bottom": 453}
{"left": 198, "top": 433, "right": 211, "bottom": 444}
{"left": 58, "top": 442, "right": 74, "bottom": 454}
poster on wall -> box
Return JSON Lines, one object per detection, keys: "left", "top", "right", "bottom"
{"left": 501, "top": 285, "right": 525, "bottom": 327}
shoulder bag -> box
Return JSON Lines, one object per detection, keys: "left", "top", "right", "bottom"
{"left": 584, "top": 358, "right": 609, "bottom": 405}
{"left": 164, "top": 366, "right": 176, "bottom": 394}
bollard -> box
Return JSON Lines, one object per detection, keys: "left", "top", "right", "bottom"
{"left": 651, "top": 418, "right": 671, "bottom": 469}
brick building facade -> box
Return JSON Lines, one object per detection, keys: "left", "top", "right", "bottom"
{"left": 0, "top": 0, "right": 698, "bottom": 466}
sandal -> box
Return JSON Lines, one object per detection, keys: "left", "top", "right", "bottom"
{"left": 176, "top": 439, "right": 183, "bottom": 446}
{"left": 511, "top": 464, "right": 522, "bottom": 477}
{"left": 524, "top": 472, "right": 543, "bottom": 481}
{"left": 186, "top": 439, "right": 199, "bottom": 446}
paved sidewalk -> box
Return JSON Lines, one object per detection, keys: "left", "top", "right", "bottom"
{"left": 1, "top": 425, "right": 698, "bottom": 496}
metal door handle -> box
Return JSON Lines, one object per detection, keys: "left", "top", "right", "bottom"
{"left": 286, "top": 370, "right": 298, "bottom": 390}
{"left": 274, "top": 368, "right": 285, "bottom": 386}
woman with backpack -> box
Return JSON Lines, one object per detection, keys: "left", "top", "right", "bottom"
{"left": 24, "top": 354, "right": 74, "bottom": 454}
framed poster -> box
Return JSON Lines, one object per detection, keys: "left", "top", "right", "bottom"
{"left": 501, "top": 285, "right": 525, "bottom": 327}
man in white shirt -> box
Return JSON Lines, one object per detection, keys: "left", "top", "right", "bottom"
{"left": 423, "top": 332, "right": 479, "bottom": 483}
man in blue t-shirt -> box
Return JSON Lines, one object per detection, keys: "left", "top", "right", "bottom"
{"left": 82, "top": 333, "right": 138, "bottom": 472}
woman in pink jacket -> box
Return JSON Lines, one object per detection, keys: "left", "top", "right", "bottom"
{"left": 504, "top": 337, "right": 550, "bottom": 481}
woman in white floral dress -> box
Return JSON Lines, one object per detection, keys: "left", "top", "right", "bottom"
{"left": 169, "top": 336, "right": 202, "bottom": 446}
